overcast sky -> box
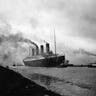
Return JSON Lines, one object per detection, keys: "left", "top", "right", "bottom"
{"left": 0, "top": 0, "right": 96, "bottom": 54}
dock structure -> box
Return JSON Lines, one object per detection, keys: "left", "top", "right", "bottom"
{"left": 0, "top": 66, "right": 61, "bottom": 96}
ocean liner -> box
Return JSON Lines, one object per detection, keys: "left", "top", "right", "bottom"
{"left": 23, "top": 30, "right": 67, "bottom": 67}
{"left": 23, "top": 42, "right": 66, "bottom": 67}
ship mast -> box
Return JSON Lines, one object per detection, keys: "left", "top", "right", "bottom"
{"left": 54, "top": 28, "right": 57, "bottom": 55}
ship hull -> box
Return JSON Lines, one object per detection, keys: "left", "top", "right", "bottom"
{"left": 23, "top": 55, "right": 65, "bottom": 67}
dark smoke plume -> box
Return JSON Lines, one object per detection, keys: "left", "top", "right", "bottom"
{"left": 0, "top": 17, "right": 38, "bottom": 67}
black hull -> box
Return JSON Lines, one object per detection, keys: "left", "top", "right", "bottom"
{"left": 23, "top": 55, "right": 65, "bottom": 67}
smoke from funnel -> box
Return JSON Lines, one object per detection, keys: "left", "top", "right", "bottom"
{"left": 0, "top": 17, "right": 38, "bottom": 67}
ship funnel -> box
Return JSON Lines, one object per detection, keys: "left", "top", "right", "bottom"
{"left": 32, "top": 48, "right": 35, "bottom": 56}
{"left": 36, "top": 47, "right": 39, "bottom": 55}
{"left": 40, "top": 45, "right": 44, "bottom": 54}
{"left": 46, "top": 43, "right": 50, "bottom": 54}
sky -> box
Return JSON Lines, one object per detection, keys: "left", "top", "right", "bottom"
{"left": 0, "top": 0, "right": 96, "bottom": 64}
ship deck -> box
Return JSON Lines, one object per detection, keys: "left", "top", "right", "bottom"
{"left": 24, "top": 55, "right": 45, "bottom": 61}
{"left": 24, "top": 55, "right": 64, "bottom": 61}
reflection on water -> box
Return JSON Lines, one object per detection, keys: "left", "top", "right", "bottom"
{"left": 29, "top": 73, "right": 63, "bottom": 87}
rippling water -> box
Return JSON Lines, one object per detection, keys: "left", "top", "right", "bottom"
{"left": 12, "top": 66, "right": 96, "bottom": 96}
